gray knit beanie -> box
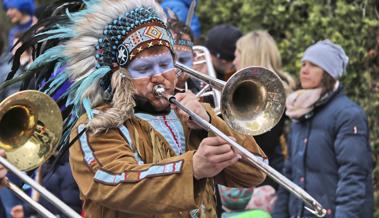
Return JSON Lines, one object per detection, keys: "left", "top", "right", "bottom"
{"left": 302, "top": 39, "right": 349, "bottom": 79}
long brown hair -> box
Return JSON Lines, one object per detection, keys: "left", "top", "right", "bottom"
{"left": 320, "top": 71, "right": 337, "bottom": 95}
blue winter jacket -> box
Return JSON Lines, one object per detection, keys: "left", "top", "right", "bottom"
{"left": 160, "top": 0, "right": 201, "bottom": 39}
{"left": 272, "top": 85, "right": 373, "bottom": 218}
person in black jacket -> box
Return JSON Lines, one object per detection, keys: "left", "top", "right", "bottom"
{"left": 219, "top": 30, "right": 296, "bottom": 215}
{"left": 10, "top": 151, "right": 82, "bottom": 218}
{"left": 16, "top": 152, "right": 82, "bottom": 218}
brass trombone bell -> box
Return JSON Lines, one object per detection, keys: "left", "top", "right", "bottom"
{"left": 175, "top": 62, "right": 286, "bottom": 136}
{"left": 0, "top": 90, "right": 81, "bottom": 218}
{"left": 0, "top": 90, "right": 63, "bottom": 171}
{"left": 221, "top": 66, "right": 286, "bottom": 136}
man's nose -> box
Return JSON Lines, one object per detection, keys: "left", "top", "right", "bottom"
{"left": 152, "top": 64, "right": 163, "bottom": 75}
{"left": 232, "top": 58, "right": 237, "bottom": 67}
{"left": 151, "top": 68, "right": 165, "bottom": 84}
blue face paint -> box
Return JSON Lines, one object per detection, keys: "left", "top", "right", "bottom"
{"left": 127, "top": 52, "right": 174, "bottom": 79}
{"left": 176, "top": 50, "right": 193, "bottom": 67}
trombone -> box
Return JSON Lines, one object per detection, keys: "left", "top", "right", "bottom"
{"left": 156, "top": 63, "right": 327, "bottom": 217}
{"left": 0, "top": 90, "right": 82, "bottom": 218}
{"left": 192, "top": 45, "right": 221, "bottom": 112}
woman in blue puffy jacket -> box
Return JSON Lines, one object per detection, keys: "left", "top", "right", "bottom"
{"left": 272, "top": 39, "right": 373, "bottom": 218}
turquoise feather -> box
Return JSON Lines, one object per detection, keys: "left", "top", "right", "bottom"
{"left": 71, "top": 66, "right": 111, "bottom": 117}
{"left": 28, "top": 45, "right": 65, "bottom": 71}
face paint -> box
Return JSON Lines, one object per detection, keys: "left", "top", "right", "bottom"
{"left": 127, "top": 52, "right": 174, "bottom": 79}
{"left": 176, "top": 50, "right": 193, "bottom": 67}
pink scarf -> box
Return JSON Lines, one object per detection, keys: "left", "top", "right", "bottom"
{"left": 285, "top": 88, "right": 323, "bottom": 119}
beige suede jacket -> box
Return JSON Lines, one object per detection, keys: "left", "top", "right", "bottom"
{"left": 69, "top": 104, "right": 267, "bottom": 218}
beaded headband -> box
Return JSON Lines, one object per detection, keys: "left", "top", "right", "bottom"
{"left": 117, "top": 22, "right": 173, "bottom": 67}
{"left": 174, "top": 38, "right": 193, "bottom": 49}
{"left": 95, "top": 7, "right": 175, "bottom": 69}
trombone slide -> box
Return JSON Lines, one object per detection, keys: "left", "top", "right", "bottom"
{"left": 8, "top": 182, "right": 56, "bottom": 218}
{"left": 153, "top": 85, "right": 327, "bottom": 217}
{"left": 0, "top": 156, "right": 82, "bottom": 218}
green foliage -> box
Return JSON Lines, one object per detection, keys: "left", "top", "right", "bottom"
{"left": 0, "top": 0, "right": 378, "bottom": 214}
{"left": 198, "top": 0, "right": 379, "bottom": 216}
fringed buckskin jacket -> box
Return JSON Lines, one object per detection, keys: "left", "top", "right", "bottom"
{"left": 69, "top": 103, "right": 267, "bottom": 218}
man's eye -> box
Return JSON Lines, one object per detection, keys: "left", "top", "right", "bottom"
{"left": 160, "top": 63, "right": 169, "bottom": 68}
{"left": 179, "top": 58, "right": 189, "bottom": 63}
{"left": 135, "top": 66, "right": 149, "bottom": 72}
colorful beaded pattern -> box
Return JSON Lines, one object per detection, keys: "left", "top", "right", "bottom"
{"left": 174, "top": 38, "right": 193, "bottom": 49}
{"left": 95, "top": 7, "right": 174, "bottom": 69}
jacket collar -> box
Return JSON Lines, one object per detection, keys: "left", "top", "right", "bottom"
{"left": 299, "top": 83, "right": 343, "bottom": 121}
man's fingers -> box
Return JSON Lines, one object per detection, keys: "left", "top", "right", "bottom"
{"left": 174, "top": 92, "right": 186, "bottom": 101}
{"left": 208, "top": 150, "right": 238, "bottom": 163}
{"left": 176, "top": 109, "right": 189, "bottom": 122}
{"left": 0, "top": 177, "right": 9, "bottom": 187}
{"left": 11, "top": 205, "right": 24, "bottom": 218}
{"left": 0, "top": 164, "right": 6, "bottom": 172}
{"left": 175, "top": 91, "right": 194, "bottom": 102}
{"left": 202, "top": 136, "right": 235, "bottom": 147}
{"left": 175, "top": 91, "right": 196, "bottom": 103}
{"left": 202, "top": 143, "right": 233, "bottom": 156}
{"left": 218, "top": 155, "right": 241, "bottom": 169}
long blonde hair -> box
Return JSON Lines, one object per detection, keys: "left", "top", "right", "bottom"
{"left": 83, "top": 68, "right": 136, "bottom": 133}
{"left": 236, "top": 30, "right": 296, "bottom": 94}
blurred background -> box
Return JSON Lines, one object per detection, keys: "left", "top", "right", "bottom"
{"left": 1, "top": 0, "right": 379, "bottom": 217}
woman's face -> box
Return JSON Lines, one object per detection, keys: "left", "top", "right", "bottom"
{"left": 173, "top": 33, "right": 194, "bottom": 87}
{"left": 174, "top": 33, "right": 194, "bottom": 67}
{"left": 233, "top": 49, "right": 241, "bottom": 70}
{"left": 300, "top": 60, "right": 324, "bottom": 89}
{"left": 128, "top": 47, "right": 176, "bottom": 111}
{"left": 6, "top": 8, "right": 25, "bottom": 24}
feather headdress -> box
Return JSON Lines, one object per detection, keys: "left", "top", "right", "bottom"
{"left": 2, "top": 0, "right": 175, "bottom": 154}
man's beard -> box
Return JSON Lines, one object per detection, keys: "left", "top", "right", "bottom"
{"left": 133, "top": 95, "right": 171, "bottom": 115}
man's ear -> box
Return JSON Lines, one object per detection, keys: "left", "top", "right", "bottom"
{"left": 221, "top": 59, "right": 229, "bottom": 64}
{"left": 210, "top": 54, "right": 219, "bottom": 64}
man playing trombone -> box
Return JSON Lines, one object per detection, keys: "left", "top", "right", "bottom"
{"left": 13, "top": 0, "right": 267, "bottom": 217}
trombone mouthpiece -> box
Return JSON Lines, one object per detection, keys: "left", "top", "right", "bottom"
{"left": 153, "top": 84, "right": 165, "bottom": 97}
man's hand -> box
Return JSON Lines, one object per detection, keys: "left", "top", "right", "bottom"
{"left": 193, "top": 136, "right": 241, "bottom": 180}
{"left": 0, "top": 149, "right": 8, "bottom": 188}
{"left": 11, "top": 205, "right": 24, "bottom": 218}
{"left": 173, "top": 91, "right": 210, "bottom": 129}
